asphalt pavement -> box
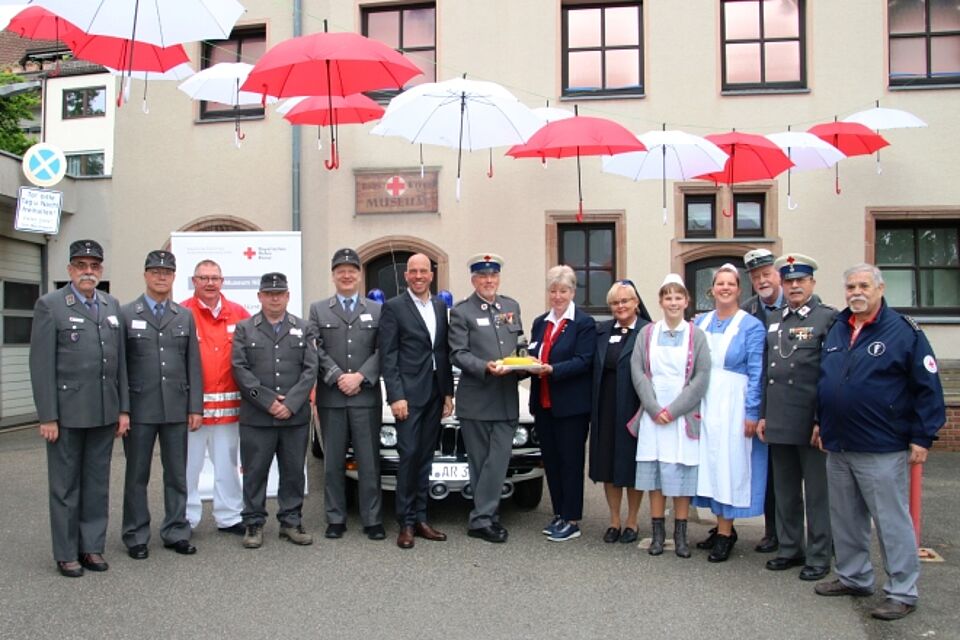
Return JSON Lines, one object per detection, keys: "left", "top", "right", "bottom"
{"left": 0, "top": 425, "right": 957, "bottom": 640}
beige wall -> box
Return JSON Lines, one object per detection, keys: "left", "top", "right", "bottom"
{"left": 44, "top": 72, "right": 116, "bottom": 175}
{"left": 107, "top": 0, "right": 960, "bottom": 356}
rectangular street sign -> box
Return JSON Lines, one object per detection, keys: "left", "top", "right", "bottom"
{"left": 15, "top": 186, "right": 62, "bottom": 234}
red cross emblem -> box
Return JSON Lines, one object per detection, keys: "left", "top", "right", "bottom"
{"left": 786, "top": 255, "right": 796, "bottom": 264}
{"left": 386, "top": 175, "right": 406, "bottom": 197}
{"left": 243, "top": 247, "right": 256, "bottom": 260}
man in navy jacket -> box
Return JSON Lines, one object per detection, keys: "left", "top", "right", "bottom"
{"left": 815, "top": 263, "right": 945, "bottom": 621}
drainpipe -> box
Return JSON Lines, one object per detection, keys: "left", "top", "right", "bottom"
{"left": 291, "top": 0, "right": 302, "bottom": 231}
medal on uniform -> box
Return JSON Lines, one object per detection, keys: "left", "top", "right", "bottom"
{"left": 70, "top": 332, "right": 80, "bottom": 342}
{"left": 480, "top": 303, "right": 488, "bottom": 311}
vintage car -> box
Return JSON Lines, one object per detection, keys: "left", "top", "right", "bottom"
{"left": 310, "top": 377, "right": 544, "bottom": 509}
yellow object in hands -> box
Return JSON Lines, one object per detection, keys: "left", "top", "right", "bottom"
{"left": 502, "top": 356, "right": 536, "bottom": 366}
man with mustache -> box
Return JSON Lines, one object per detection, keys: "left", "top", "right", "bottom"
{"left": 815, "top": 263, "right": 945, "bottom": 621}
{"left": 30, "top": 240, "right": 129, "bottom": 577}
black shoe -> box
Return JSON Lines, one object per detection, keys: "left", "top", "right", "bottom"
{"left": 164, "top": 540, "right": 197, "bottom": 555}
{"left": 57, "top": 561, "right": 84, "bottom": 578}
{"left": 620, "top": 528, "right": 639, "bottom": 544}
{"left": 755, "top": 535, "right": 779, "bottom": 553}
{"left": 603, "top": 527, "right": 621, "bottom": 543}
{"left": 218, "top": 523, "right": 245, "bottom": 535}
{"left": 871, "top": 598, "right": 916, "bottom": 621}
{"left": 127, "top": 544, "right": 149, "bottom": 560}
{"left": 467, "top": 525, "right": 507, "bottom": 543}
{"left": 325, "top": 523, "right": 346, "bottom": 539}
{"left": 363, "top": 524, "right": 386, "bottom": 540}
{"left": 707, "top": 534, "right": 736, "bottom": 562}
{"left": 766, "top": 555, "right": 805, "bottom": 571}
{"left": 490, "top": 522, "right": 509, "bottom": 538}
{"left": 799, "top": 565, "right": 831, "bottom": 581}
{"left": 697, "top": 525, "right": 737, "bottom": 550}
{"left": 79, "top": 553, "right": 109, "bottom": 572}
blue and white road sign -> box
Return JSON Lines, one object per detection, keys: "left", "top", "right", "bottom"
{"left": 22, "top": 143, "right": 67, "bottom": 188}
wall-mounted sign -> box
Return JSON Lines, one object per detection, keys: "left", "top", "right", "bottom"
{"left": 22, "top": 142, "right": 67, "bottom": 188}
{"left": 355, "top": 168, "right": 439, "bottom": 215}
{"left": 15, "top": 186, "right": 62, "bottom": 234}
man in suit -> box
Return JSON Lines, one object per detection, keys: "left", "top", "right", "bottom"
{"left": 757, "top": 254, "right": 836, "bottom": 582}
{"left": 120, "top": 250, "right": 203, "bottom": 560}
{"left": 449, "top": 253, "right": 524, "bottom": 543}
{"left": 29, "top": 239, "right": 129, "bottom": 577}
{"left": 232, "top": 273, "right": 318, "bottom": 549}
{"left": 741, "top": 247, "right": 784, "bottom": 554}
{"left": 308, "top": 248, "right": 385, "bottom": 541}
{"left": 379, "top": 253, "right": 455, "bottom": 549}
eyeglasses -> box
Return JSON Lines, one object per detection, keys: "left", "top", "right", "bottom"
{"left": 70, "top": 261, "right": 103, "bottom": 271}
{"left": 193, "top": 275, "right": 223, "bottom": 283}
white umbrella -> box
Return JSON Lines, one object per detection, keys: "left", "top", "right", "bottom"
{"left": 843, "top": 104, "right": 927, "bottom": 175}
{"left": 602, "top": 128, "right": 728, "bottom": 223}
{"left": 370, "top": 76, "right": 542, "bottom": 200}
{"left": 178, "top": 62, "right": 277, "bottom": 147}
{"left": 766, "top": 131, "right": 846, "bottom": 210}
{"left": 108, "top": 62, "right": 195, "bottom": 113}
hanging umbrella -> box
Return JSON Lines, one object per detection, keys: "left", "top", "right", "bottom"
{"left": 529, "top": 104, "right": 574, "bottom": 168}
{"left": 5, "top": 5, "right": 75, "bottom": 40}
{"left": 507, "top": 108, "right": 646, "bottom": 221}
{"left": 843, "top": 104, "right": 926, "bottom": 174}
{"left": 241, "top": 25, "right": 422, "bottom": 169}
{"left": 602, "top": 127, "right": 728, "bottom": 223}
{"left": 696, "top": 131, "right": 794, "bottom": 185}
{"left": 370, "top": 76, "right": 542, "bottom": 199}
{"left": 807, "top": 121, "right": 888, "bottom": 194}
{"left": 765, "top": 130, "right": 846, "bottom": 209}
{"left": 107, "top": 62, "right": 194, "bottom": 113}
{"left": 178, "top": 62, "right": 278, "bottom": 148}
{"left": 282, "top": 94, "right": 384, "bottom": 163}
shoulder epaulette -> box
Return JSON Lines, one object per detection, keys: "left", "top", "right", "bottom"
{"left": 453, "top": 298, "right": 470, "bottom": 307}
{"left": 498, "top": 295, "right": 518, "bottom": 303}
{"left": 902, "top": 314, "right": 920, "bottom": 331}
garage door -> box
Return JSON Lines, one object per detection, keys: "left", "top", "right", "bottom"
{"left": 1, "top": 236, "right": 41, "bottom": 425}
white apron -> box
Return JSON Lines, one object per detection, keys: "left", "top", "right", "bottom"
{"left": 635, "top": 321, "right": 699, "bottom": 465}
{"left": 695, "top": 310, "right": 752, "bottom": 508}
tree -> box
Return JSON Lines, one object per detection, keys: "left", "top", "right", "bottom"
{"left": 0, "top": 71, "right": 40, "bottom": 156}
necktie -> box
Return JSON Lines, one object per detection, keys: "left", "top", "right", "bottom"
{"left": 344, "top": 298, "right": 353, "bottom": 313}
{"left": 539, "top": 319, "right": 568, "bottom": 410}
{"left": 84, "top": 299, "right": 98, "bottom": 321}
{"left": 154, "top": 303, "right": 164, "bottom": 322}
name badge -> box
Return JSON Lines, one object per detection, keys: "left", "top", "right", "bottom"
{"left": 477, "top": 317, "right": 490, "bottom": 327}
{"left": 106, "top": 315, "right": 119, "bottom": 327}
{"left": 768, "top": 322, "right": 779, "bottom": 332}
{"left": 227, "top": 324, "right": 236, "bottom": 333}
{"left": 528, "top": 341, "right": 539, "bottom": 350}
{"left": 360, "top": 313, "right": 373, "bottom": 322}
{"left": 68, "top": 316, "right": 85, "bottom": 323}
{"left": 290, "top": 327, "right": 303, "bottom": 337}
{"left": 609, "top": 335, "right": 622, "bottom": 344}
{"left": 131, "top": 320, "right": 147, "bottom": 330}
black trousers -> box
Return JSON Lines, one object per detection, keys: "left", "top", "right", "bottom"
{"left": 534, "top": 409, "right": 589, "bottom": 522}
{"left": 395, "top": 381, "right": 443, "bottom": 526}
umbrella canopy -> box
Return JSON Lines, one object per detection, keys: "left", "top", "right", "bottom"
{"left": 179, "top": 63, "right": 278, "bottom": 147}
{"left": 808, "top": 121, "right": 889, "bottom": 193}
{"left": 507, "top": 112, "right": 646, "bottom": 220}
{"left": 67, "top": 30, "right": 189, "bottom": 73}
{"left": 765, "top": 131, "right": 846, "bottom": 208}
{"left": 282, "top": 94, "right": 383, "bottom": 127}
{"left": 5, "top": 5, "right": 75, "bottom": 40}
{"left": 695, "top": 131, "right": 793, "bottom": 184}
{"left": 371, "top": 76, "right": 543, "bottom": 198}
{"left": 108, "top": 62, "right": 194, "bottom": 113}
{"left": 842, "top": 107, "right": 927, "bottom": 130}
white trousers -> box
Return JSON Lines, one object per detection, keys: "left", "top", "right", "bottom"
{"left": 186, "top": 423, "right": 243, "bottom": 528}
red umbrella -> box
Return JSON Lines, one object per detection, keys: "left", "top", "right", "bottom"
{"left": 6, "top": 6, "right": 77, "bottom": 42}
{"left": 696, "top": 131, "right": 794, "bottom": 184}
{"left": 507, "top": 110, "right": 645, "bottom": 220}
{"left": 241, "top": 25, "right": 422, "bottom": 169}
{"left": 282, "top": 94, "right": 384, "bottom": 167}
{"left": 808, "top": 121, "right": 889, "bottom": 194}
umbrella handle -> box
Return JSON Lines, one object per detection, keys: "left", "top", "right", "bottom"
{"left": 456, "top": 176, "right": 462, "bottom": 202}
{"left": 835, "top": 176, "right": 842, "bottom": 195}
{"left": 541, "top": 157, "right": 548, "bottom": 168}
{"left": 487, "top": 149, "right": 494, "bottom": 178}
{"left": 576, "top": 201, "right": 584, "bottom": 223}
{"left": 324, "top": 141, "right": 338, "bottom": 170}
{"left": 661, "top": 206, "right": 668, "bottom": 226}
{"left": 235, "top": 122, "right": 245, "bottom": 149}
{"left": 722, "top": 208, "right": 732, "bottom": 218}
{"left": 787, "top": 195, "right": 799, "bottom": 211}
{"left": 142, "top": 100, "right": 149, "bottom": 115}
{"left": 876, "top": 157, "right": 883, "bottom": 175}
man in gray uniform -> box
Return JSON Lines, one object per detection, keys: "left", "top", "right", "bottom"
{"left": 757, "top": 253, "right": 835, "bottom": 582}
{"left": 232, "top": 273, "right": 318, "bottom": 549}
{"left": 29, "top": 239, "right": 129, "bottom": 577}
{"left": 308, "top": 248, "right": 384, "bottom": 541}
{"left": 449, "top": 253, "right": 524, "bottom": 543}
{"left": 120, "top": 250, "right": 203, "bottom": 560}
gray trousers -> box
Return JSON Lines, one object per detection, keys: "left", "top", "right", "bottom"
{"left": 826, "top": 450, "right": 920, "bottom": 605}
{"left": 239, "top": 423, "right": 309, "bottom": 527}
{"left": 460, "top": 419, "right": 515, "bottom": 529}
{"left": 47, "top": 424, "right": 114, "bottom": 562}
{"left": 318, "top": 407, "right": 382, "bottom": 527}
{"left": 770, "top": 443, "right": 832, "bottom": 566}
{"left": 122, "top": 422, "right": 190, "bottom": 547}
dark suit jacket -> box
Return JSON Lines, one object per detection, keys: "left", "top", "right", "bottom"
{"left": 528, "top": 307, "right": 596, "bottom": 418}
{"left": 590, "top": 319, "right": 643, "bottom": 437}
{"left": 379, "top": 292, "right": 454, "bottom": 407}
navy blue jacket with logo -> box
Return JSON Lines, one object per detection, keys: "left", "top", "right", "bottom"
{"left": 817, "top": 300, "right": 945, "bottom": 453}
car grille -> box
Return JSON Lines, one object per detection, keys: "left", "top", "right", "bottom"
{"left": 437, "top": 423, "right": 463, "bottom": 457}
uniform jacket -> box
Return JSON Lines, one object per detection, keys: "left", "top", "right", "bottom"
{"left": 29, "top": 285, "right": 129, "bottom": 428}
{"left": 761, "top": 296, "right": 836, "bottom": 445}
{"left": 590, "top": 319, "right": 643, "bottom": 457}
{"left": 307, "top": 295, "right": 381, "bottom": 408}
{"left": 379, "top": 292, "right": 454, "bottom": 407}
{"left": 818, "top": 299, "right": 945, "bottom": 452}
{"left": 528, "top": 307, "right": 596, "bottom": 417}
{"left": 180, "top": 294, "right": 250, "bottom": 425}
{"left": 449, "top": 292, "right": 523, "bottom": 421}
{"left": 121, "top": 295, "right": 203, "bottom": 424}
{"left": 232, "top": 312, "right": 319, "bottom": 426}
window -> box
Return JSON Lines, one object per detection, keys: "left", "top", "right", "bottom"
{"left": 559, "top": 223, "right": 616, "bottom": 312}
{"left": 685, "top": 194, "right": 716, "bottom": 238}
{"left": 889, "top": 0, "right": 960, "bottom": 86}
{"left": 62, "top": 86, "right": 106, "bottom": 119}
{"left": 876, "top": 221, "right": 959, "bottom": 314}
{"left": 721, "top": 0, "right": 805, "bottom": 90}
{"left": 66, "top": 152, "right": 105, "bottom": 177}
{"left": 2, "top": 281, "right": 39, "bottom": 345}
{"left": 362, "top": 3, "right": 436, "bottom": 95}
{"left": 685, "top": 257, "right": 753, "bottom": 317}
{"left": 562, "top": 2, "right": 643, "bottom": 97}
{"left": 200, "top": 26, "right": 267, "bottom": 119}
{"left": 734, "top": 193, "right": 764, "bottom": 237}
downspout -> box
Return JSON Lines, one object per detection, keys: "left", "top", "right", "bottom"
{"left": 291, "top": 0, "right": 302, "bottom": 231}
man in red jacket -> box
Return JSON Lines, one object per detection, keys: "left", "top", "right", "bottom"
{"left": 180, "top": 259, "right": 249, "bottom": 534}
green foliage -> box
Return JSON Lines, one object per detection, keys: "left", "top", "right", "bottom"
{"left": 0, "top": 71, "right": 40, "bottom": 156}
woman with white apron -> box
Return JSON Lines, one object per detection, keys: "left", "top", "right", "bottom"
{"left": 631, "top": 274, "right": 711, "bottom": 558}
{"left": 691, "top": 264, "right": 767, "bottom": 562}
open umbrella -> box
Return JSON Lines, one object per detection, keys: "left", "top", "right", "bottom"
{"left": 807, "top": 121, "right": 888, "bottom": 194}
{"left": 282, "top": 94, "right": 384, "bottom": 163}
{"left": 370, "top": 76, "right": 542, "bottom": 199}
{"left": 108, "top": 62, "right": 194, "bottom": 112}
{"left": 507, "top": 107, "right": 646, "bottom": 221}
{"left": 765, "top": 130, "right": 846, "bottom": 209}
{"left": 843, "top": 103, "right": 926, "bottom": 174}
{"left": 178, "top": 62, "right": 278, "bottom": 147}
{"left": 602, "top": 127, "right": 728, "bottom": 223}
{"left": 696, "top": 131, "right": 794, "bottom": 185}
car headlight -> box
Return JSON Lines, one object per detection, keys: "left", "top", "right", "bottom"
{"left": 380, "top": 425, "right": 398, "bottom": 447}
{"left": 513, "top": 426, "right": 529, "bottom": 447}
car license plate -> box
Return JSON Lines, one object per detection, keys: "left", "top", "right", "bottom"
{"left": 430, "top": 462, "right": 469, "bottom": 481}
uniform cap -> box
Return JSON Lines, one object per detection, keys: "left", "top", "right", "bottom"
{"left": 468, "top": 253, "right": 504, "bottom": 273}
{"left": 69, "top": 239, "right": 103, "bottom": 261}
{"left": 660, "top": 273, "right": 685, "bottom": 289}
{"left": 774, "top": 253, "right": 818, "bottom": 280}
{"left": 743, "top": 248, "right": 775, "bottom": 272}
{"left": 331, "top": 248, "right": 361, "bottom": 270}
{"left": 144, "top": 250, "right": 176, "bottom": 271}
{"left": 259, "top": 272, "right": 288, "bottom": 292}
